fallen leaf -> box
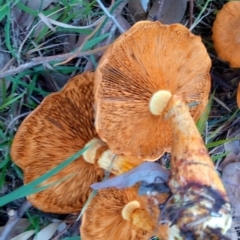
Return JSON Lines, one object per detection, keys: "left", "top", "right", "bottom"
{"left": 218, "top": 152, "right": 240, "bottom": 171}
{"left": 0, "top": 218, "right": 31, "bottom": 240}
{"left": 128, "top": 0, "right": 147, "bottom": 21}
{"left": 33, "top": 222, "right": 60, "bottom": 240}
{"left": 222, "top": 162, "right": 240, "bottom": 218}
{"left": 218, "top": 127, "right": 240, "bottom": 170}
{"left": 224, "top": 127, "right": 240, "bottom": 155}
{"left": 237, "top": 82, "right": 240, "bottom": 108}
{"left": 12, "top": 0, "right": 57, "bottom": 30}
{"left": 225, "top": 226, "right": 238, "bottom": 240}
{"left": 10, "top": 230, "right": 35, "bottom": 240}
{"left": 147, "top": 0, "right": 187, "bottom": 24}
{"left": 91, "top": 162, "right": 169, "bottom": 190}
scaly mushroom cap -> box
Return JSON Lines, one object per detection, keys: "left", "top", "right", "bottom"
{"left": 95, "top": 21, "right": 211, "bottom": 160}
{"left": 212, "top": 1, "right": 240, "bottom": 68}
{"left": 11, "top": 72, "right": 105, "bottom": 214}
{"left": 164, "top": 95, "right": 232, "bottom": 239}
{"left": 80, "top": 187, "right": 169, "bottom": 240}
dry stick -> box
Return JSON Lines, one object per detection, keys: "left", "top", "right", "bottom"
{"left": 0, "top": 46, "right": 108, "bottom": 79}
{"left": 84, "top": 24, "right": 117, "bottom": 71}
{"left": 54, "top": 17, "right": 106, "bottom": 67}
{"left": 96, "top": 0, "right": 125, "bottom": 33}
{"left": 189, "top": 0, "right": 194, "bottom": 28}
{"left": 155, "top": 0, "right": 165, "bottom": 21}
{"left": 54, "top": 2, "right": 118, "bottom": 67}
{"left": 96, "top": 0, "right": 129, "bottom": 47}
{"left": 0, "top": 201, "right": 32, "bottom": 240}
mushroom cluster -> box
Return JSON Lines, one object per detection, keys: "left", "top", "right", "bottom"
{"left": 11, "top": 21, "right": 232, "bottom": 239}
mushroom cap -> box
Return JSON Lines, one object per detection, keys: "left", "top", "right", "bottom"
{"left": 11, "top": 72, "right": 105, "bottom": 214}
{"left": 95, "top": 21, "right": 211, "bottom": 160}
{"left": 212, "top": 1, "right": 240, "bottom": 68}
{"left": 80, "top": 187, "right": 168, "bottom": 240}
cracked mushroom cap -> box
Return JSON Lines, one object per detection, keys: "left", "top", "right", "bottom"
{"left": 11, "top": 72, "right": 106, "bottom": 214}
{"left": 80, "top": 186, "right": 169, "bottom": 240}
{"left": 212, "top": 1, "right": 240, "bottom": 68}
{"left": 95, "top": 21, "right": 211, "bottom": 160}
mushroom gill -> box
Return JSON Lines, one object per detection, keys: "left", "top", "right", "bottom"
{"left": 95, "top": 21, "right": 211, "bottom": 160}
{"left": 11, "top": 72, "right": 140, "bottom": 213}
{"left": 80, "top": 186, "right": 169, "bottom": 240}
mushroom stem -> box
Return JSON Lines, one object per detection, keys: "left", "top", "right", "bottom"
{"left": 122, "top": 201, "right": 155, "bottom": 232}
{"left": 122, "top": 200, "right": 141, "bottom": 221}
{"left": 149, "top": 90, "right": 172, "bottom": 115}
{"left": 83, "top": 138, "right": 107, "bottom": 164}
{"left": 97, "top": 150, "right": 142, "bottom": 175}
{"left": 83, "top": 139, "right": 142, "bottom": 175}
{"left": 164, "top": 95, "right": 232, "bottom": 239}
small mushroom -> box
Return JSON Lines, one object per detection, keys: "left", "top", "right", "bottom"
{"left": 164, "top": 95, "right": 232, "bottom": 239}
{"left": 11, "top": 72, "right": 140, "bottom": 214}
{"left": 95, "top": 21, "right": 211, "bottom": 160}
{"left": 80, "top": 186, "right": 169, "bottom": 240}
{"left": 212, "top": 1, "right": 240, "bottom": 68}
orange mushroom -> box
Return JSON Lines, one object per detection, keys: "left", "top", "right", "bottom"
{"left": 95, "top": 21, "right": 211, "bottom": 161}
{"left": 10, "top": 72, "right": 140, "bottom": 214}
{"left": 80, "top": 186, "right": 169, "bottom": 240}
{"left": 163, "top": 95, "right": 232, "bottom": 238}
{"left": 212, "top": 1, "right": 240, "bottom": 68}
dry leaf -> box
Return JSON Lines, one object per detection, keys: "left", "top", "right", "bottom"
{"left": 224, "top": 129, "right": 240, "bottom": 155}
{"left": 0, "top": 218, "right": 31, "bottom": 240}
{"left": 10, "top": 230, "right": 35, "bottom": 240}
{"left": 33, "top": 222, "right": 60, "bottom": 240}
{"left": 237, "top": 82, "right": 240, "bottom": 108}
{"left": 12, "top": 0, "right": 57, "bottom": 31}
{"left": 91, "top": 162, "right": 169, "bottom": 190}
{"left": 218, "top": 127, "right": 240, "bottom": 170}
{"left": 222, "top": 162, "right": 240, "bottom": 217}
{"left": 218, "top": 152, "right": 240, "bottom": 171}
{"left": 128, "top": 0, "right": 147, "bottom": 21}
{"left": 147, "top": 0, "right": 187, "bottom": 24}
{"left": 225, "top": 226, "right": 238, "bottom": 240}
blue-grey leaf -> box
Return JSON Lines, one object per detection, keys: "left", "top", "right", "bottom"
{"left": 91, "top": 162, "right": 169, "bottom": 190}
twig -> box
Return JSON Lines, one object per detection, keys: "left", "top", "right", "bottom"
{"left": 84, "top": 24, "right": 117, "bottom": 71}
{"left": 189, "top": 0, "right": 212, "bottom": 31}
{"left": 189, "top": 0, "right": 194, "bottom": 28}
{"left": 0, "top": 201, "right": 32, "bottom": 240}
{"left": 0, "top": 45, "right": 108, "bottom": 79}
{"left": 96, "top": 0, "right": 125, "bottom": 33}
{"left": 55, "top": 16, "right": 105, "bottom": 67}
{"left": 155, "top": 0, "right": 165, "bottom": 21}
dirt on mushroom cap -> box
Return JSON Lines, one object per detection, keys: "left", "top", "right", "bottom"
{"left": 95, "top": 21, "right": 211, "bottom": 160}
